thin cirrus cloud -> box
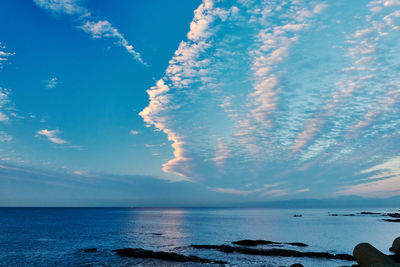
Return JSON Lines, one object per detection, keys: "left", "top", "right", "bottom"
{"left": 36, "top": 129, "right": 68, "bottom": 144}
{"left": 45, "top": 77, "right": 58, "bottom": 88}
{"left": 33, "top": 0, "right": 147, "bottom": 65}
{"left": 140, "top": 0, "right": 400, "bottom": 198}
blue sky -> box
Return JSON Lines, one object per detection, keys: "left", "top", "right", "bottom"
{"left": 1, "top": 0, "right": 400, "bottom": 206}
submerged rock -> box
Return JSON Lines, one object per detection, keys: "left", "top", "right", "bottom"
{"left": 232, "top": 239, "right": 308, "bottom": 247}
{"left": 191, "top": 244, "right": 354, "bottom": 261}
{"left": 83, "top": 248, "right": 97, "bottom": 252}
{"left": 114, "top": 248, "right": 227, "bottom": 264}
{"left": 359, "top": 212, "right": 381, "bottom": 215}
{"left": 290, "top": 264, "right": 304, "bottom": 267}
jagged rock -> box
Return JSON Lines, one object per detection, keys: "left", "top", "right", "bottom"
{"left": 191, "top": 244, "right": 354, "bottom": 261}
{"left": 232, "top": 239, "right": 308, "bottom": 247}
{"left": 353, "top": 243, "right": 399, "bottom": 267}
{"left": 114, "top": 248, "right": 227, "bottom": 264}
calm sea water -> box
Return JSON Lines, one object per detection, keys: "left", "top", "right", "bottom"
{"left": 0, "top": 208, "right": 398, "bottom": 266}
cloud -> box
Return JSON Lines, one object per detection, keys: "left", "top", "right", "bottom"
{"left": 73, "top": 170, "right": 97, "bottom": 177}
{"left": 0, "top": 42, "right": 15, "bottom": 69}
{"left": 45, "top": 77, "right": 59, "bottom": 88}
{"left": 129, "top": 130, "right": 140, "bottom": 135}
{"left": 0, "top": 87, "right": 12, "bottom": 123}
{"left": 0, "top": 131, "right": 12, "bottom": 142}
{"left": 36, "top": 129, "right": 68, "bottom": 144}
{"left": 137, "top": 0, "right": 400, "bottom": 197}
{"left": 296, "top": 188, "right": 311, "bottom": 193}
{"left": 33, "top": 0, "right": 146, "bottom": 65}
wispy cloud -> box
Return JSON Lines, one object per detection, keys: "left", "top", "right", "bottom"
{"left": 0, "top": 131, "right": 12, "bottom": 142}
{"left": 0, "top": 87, "right": 12, "bottom": 123}
{"left": 36, "top": 129, "right": 68, "bottom": 144}
{"left": 0, "top": 42, "right": 15, "bottom": 69}
{"left": 33, "top": 0, "right": 146, "bottom": 65}
{"left": 337, "top": 157, "right": 400, "bottom": 197}
{"left": 45, "top": 77, "right": 59, "bottom": 88}
{"left": 129, "top": 130, "right": 140, "bottom": 135}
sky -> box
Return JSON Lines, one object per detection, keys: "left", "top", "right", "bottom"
{"left": 1, "top": 0, "right": 400, "bottom": 206}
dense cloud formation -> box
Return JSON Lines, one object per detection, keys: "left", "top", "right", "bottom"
{"left": 141, "top": 0, "right": 400, "bottom": 198}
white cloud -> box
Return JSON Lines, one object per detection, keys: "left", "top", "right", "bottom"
{"left": 0, "top": 131, "right": 12, "bottom": 142}
{"left": 208, "top": 186, "right": 253, "bottom": 196}
{"left": 0, "top": 43, "right": 15, "bottom": 69}
{"left": 36, "top": 129, "right": 68, "bottom": 144}
{"left": 296, "top": 188, "right": 311, "bottom": 193}
{"left": 33, "top": 0, "right": 146, "bottom": 65}
{"left": 129, "top": 129, "right": 140, "bottom": 135}
{"left": 337, "top": 157, "right": 400, "bottom": 197}
{"left": 73, "top": 170, "right": 97, "bottom": 177}
{"left": 45, "top": 77, "right": 58, "bottom": 88}
{"left": 0, "top": 87, "right": 12, "bottom": 122}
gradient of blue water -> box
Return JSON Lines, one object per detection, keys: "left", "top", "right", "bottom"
{"left": 0, "top": 208, "right": 398, "bottom": 266}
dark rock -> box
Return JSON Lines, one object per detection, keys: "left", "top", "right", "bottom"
{"left": 387, "top": 213, "right": 400, "bottom": 218}
{"left": 329, "top": 214, "right": 339, "bottom": 216}
{"left": 151, "top": 233, "right": 163, "bottom": 236}
{"left": 342, "top": 214, "right": 355, "bottom": 216}
{"left": 293, "top": 214, "right": 302, "bottom": 217}
{"left": 383, "top": 219, "right": 400, "bottom": 222}
{"left": 290, "top": 264, "right": 304, "bottom": 267}
{"left": 390, "top": 237, "right": 400, "bottom": 255}
{"left": 359, "top": 211, "right": 381, "bottom": 215}
{"left": 287, "top": 242, "right": 308, "bottom": 247}
{"left": 83, "top": 248, "right": 97, "bottom": 252}
{"left": 191, "top": 244, "right": 354, "bottom": 261}
{"left": 353, "top": 242, "right": 398, "bottom": 266}
{"left": 114, "top": 248, "right": 227, "bottom": 264}
{"left": 232, "top": 239, "right": 308, "bottom": 247}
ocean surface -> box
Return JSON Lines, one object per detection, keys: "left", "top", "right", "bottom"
{"left": 0, "top": 207, "right": 398, "bottom": 266}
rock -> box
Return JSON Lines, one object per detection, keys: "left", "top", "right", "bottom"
{"left": 343, "top": 214, "right": 356, "bottom": 216}
{"left": 353, "top": 243, "right": 398, "bottom": 267}
{"left": 232, "top": 239, "right": 308, "bottom": 247}
{"left": 329, "top": 214, "right": 339, "bottom": 216}
{"left": 114, "top": 248, "right": 227, "bottom": 264}
{"left": 293, "top": 214, "right": 302, "bottom": 217}
{"left": 151, "top": 233, "right": 162, "bottom": 236}
{"left": 387, "top": 213, "right": 400, "bottom": 218}
{"left": 191, "top": 244, "right": 354, "bottom": 261}
{"left": 83, "top": 248, "right": 97, "bottom": 252}
{"left": 359, "top": 212, "right": 381, "bottom": 215}
{"left": 390, "top": 237, "right": 400, "bottom": 255}
{"left": 290, "top": 264, "right": 304, "bottom": 267}
{"left": 383, "top": 219, "right": 400, "bottom": 222}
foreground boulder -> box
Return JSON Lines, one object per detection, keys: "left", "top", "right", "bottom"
{"left": 114, "top": 248, "right": 227, "bottom": 264}
{"left": 353, "top": 243, "right": 399, "bottom": 266}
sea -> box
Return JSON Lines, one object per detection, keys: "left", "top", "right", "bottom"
{"left": 0, "top": 207, "right": 398, "bottom": 266}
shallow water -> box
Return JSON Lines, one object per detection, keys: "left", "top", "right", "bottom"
{"left": 0, "top": 207, "right": 398, "bottom": 266}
